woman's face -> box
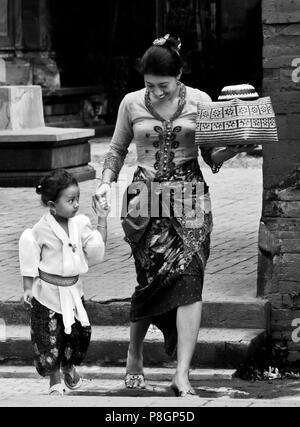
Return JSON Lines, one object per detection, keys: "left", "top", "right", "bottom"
{"left": 144, "top": 74, "right": 180, "bottom": 102}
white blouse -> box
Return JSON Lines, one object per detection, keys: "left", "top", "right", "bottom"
{"left": 19, "top": 213, "right": 105, "bottom": 333}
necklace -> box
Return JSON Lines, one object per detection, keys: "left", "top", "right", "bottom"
{"left": 145, "top": 82, "right": 186, "bottom": 123}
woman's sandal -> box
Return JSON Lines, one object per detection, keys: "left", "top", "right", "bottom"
{"left": 170, "top": 383, "right": 198, "bottom": 398}
{"left": 125, "top": 373, "right": 146, "bottom": 389}
{"left": 62, "top": 366, "right": 83, "bottom": 390}
{"left": 48, "top": 383, "right": 64, "bottom": 396}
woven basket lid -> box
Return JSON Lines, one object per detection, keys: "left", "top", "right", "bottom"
{"left": 218, "top": 83, "right": 259, "bottom": 101}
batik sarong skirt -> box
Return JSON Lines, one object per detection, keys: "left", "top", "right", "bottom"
{"left": 121, "top": 158, "right": 212, "bottom": 356}
{"left": 30, "top": 298, "right": 91, "bottom": 377}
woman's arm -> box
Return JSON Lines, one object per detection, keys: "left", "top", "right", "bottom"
{"left": 101, "top": 95, "right": 133, "bottom": 182}
{"left": 102, "top": 169, "right": 116, "bottom": 184}
{"left": 96, "top": 95, "right": 133, "bottom": 206}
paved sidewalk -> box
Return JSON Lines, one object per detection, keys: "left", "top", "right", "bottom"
{"left": 0, "top": 139, "right": 263, "bottom": 304}
{"left": 1, "top": 366, "right": 300, "bottom": 407}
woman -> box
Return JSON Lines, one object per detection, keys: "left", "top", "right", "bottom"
{"left": 96, "top": 34, "right": 248, "bottom": 397}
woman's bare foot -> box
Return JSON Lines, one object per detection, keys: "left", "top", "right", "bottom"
{"left": 171, "top": 371, "right": 195, "bottom": 395}
{"left": 126, "top": 349, "right": 144, "bottom": 375}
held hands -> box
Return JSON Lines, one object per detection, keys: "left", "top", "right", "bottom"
{"left": 93, "top": 182, "right": 111, "bottom": 217}
{"left": 92, "top": 194, "right": 111, "bottom": 217}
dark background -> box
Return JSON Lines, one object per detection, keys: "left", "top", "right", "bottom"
{"left": 49, "top": 0, "right": 263, "bottom": 102}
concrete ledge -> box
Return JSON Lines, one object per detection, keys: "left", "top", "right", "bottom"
{"left": 0, "top": 299, "right": 270, "bottom": 330}
{"left": 0, "top": 165, "right": 96, "bottom": 187}
{"left": 0, "top": 299, "right": 271, "bottom": 330}
{"left": 0, "top": 325, "right": 267, "bottom": 368}
{"left": 0, "top": 129, "right": 96, "bottom": 186}
{"left": 0, "top": 127, "right": 95, "bottom": 142}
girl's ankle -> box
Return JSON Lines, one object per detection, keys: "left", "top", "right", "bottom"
{"left": 62, "top": 364, "right": 74, "bottom": 374}
{"left": 49, "top": 371, "right": 61, "bottom": 388}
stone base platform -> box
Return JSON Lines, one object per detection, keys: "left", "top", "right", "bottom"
{"left": 0, "top": 127, "right": 96, "bottom": 187}
{"left": 0, "top": 165, "right": 96, "bottom": 187}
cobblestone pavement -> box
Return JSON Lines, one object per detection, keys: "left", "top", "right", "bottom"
{"left": 0, "top": 139, "right": 263, "bottom": 303}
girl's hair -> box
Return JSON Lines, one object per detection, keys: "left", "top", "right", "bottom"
{"left": 36, "top": 169, "right": 78, "bottom": 206}
{"left": 139, "top": 35, "right": 183, "bottom": 77}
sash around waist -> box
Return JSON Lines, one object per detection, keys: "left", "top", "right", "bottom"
{"left": 38, "top": 269, "right": 79, "bottom": 287}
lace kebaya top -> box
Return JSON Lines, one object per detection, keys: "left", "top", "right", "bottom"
{"left": 103, "top": 84, "right": 222, "bottom": 180}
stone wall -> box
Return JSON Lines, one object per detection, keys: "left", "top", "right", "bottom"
{"left": 258, "top": 0, "right": 300, "bottom": 363}
{"left": 0, "top": 0, "right": 60, "bottom": 88}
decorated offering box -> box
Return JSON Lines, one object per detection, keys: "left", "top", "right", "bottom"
{"left": 195, "top": 84, "right": 278, "bottom": 147}
{"left": 217, "top": 83, "right": 259, "bottom": 101}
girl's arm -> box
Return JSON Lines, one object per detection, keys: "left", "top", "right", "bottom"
{"left": 97, "top": 215, "right": 107, "bottom": 245}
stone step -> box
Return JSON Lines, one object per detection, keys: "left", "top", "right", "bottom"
{"left": 0, "top": 365, "right": 236, "bottom": 381}
{"left": 0, "top": 298, "right": 270, "bottom": 330}
{"left": 0, "top": 325, "right": 266, "bottom": 368}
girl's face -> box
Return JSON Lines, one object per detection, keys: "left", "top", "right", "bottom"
{"left": 53, "top": 185, "right": 80, "bottom": 219}
{"left": 144, "top": 74, "right": 180, "bottom": 102}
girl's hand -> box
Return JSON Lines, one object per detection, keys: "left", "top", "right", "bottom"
{"left": 22, "top": 289, "right": 33, "bottom": 309}
{"left": 92, "top": 195, "right": 111, "bottom": 217}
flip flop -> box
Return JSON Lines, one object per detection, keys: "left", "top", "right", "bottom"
{"left": 63, "top": 366, "right": 83, "bottom": 390}
{"left": 49, "top": 383, "right": 64, "bottom": 396}
{"left": 124, "top": 373, "right": 146, "bottom": 389}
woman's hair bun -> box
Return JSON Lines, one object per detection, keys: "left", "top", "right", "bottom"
{"left": 164, "top": 36, "right": 182, "bottom": 52}
{"left": 153, "top": 34, "right": 181, "bottom": 53}
{"left": 142, "top": 33, "right": 183, "bottom": 77}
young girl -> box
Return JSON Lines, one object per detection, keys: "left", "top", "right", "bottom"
{"left": 19, "top": 169, "right": 109, "bottom": 396}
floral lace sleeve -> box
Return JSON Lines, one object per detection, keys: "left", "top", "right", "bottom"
{"left": 103, "top": 95, "right": 133, "bottom": 181}
{"left": 199, "top": 146, "right": 223, "bottom": 174}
